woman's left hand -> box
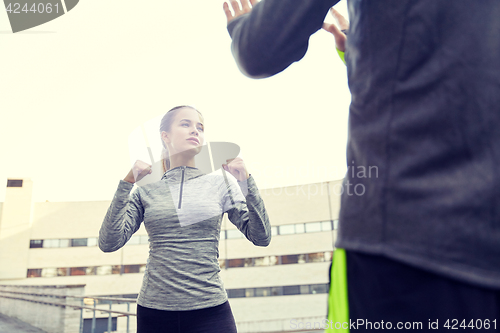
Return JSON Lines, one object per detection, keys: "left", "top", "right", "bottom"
{"left": 223, "top": 157, "right": 250, "bottom": 181}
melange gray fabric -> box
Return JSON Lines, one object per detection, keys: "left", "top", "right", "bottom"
{"left": 99, "top": 166, "right": 271, "bottom": 311}
{"left": 228, "top": 0, "right": 500, "bottom": 289}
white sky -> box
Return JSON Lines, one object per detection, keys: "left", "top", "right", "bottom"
{"left": 0, "top": 0, "right": 351, "bottom": 203}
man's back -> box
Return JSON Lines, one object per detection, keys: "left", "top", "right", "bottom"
{"left": 226, "top": 0, "right": 500, "bottom": 327}
{"left": 338, "top": 0, "right": 500, "bottom": 288}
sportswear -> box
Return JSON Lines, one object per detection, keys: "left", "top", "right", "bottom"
{"left": 99, "top": 166, "right": 271, "bottom": 310}
{"left": 227, "top": 0, "right": 500, "bottom": 290}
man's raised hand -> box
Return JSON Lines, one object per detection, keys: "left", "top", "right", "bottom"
{"left": 322, "top": 7, "right": 349, "bottom": 52}
{"left": 223, "top": 0, "right": 259, "bottom": 24}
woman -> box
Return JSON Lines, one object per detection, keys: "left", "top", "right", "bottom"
{"left": 99, "top": 105, "right": 272, "bottom": 333}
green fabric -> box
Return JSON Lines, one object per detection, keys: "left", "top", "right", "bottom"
{"left": 336, "top": 48, "right": 346, "bottom": 65}
{"left": 325, "top": 248, "right": 349, "bottom": 332}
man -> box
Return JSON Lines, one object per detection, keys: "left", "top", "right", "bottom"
{"left": 224, "top": 0, "right": 500, "bottom": 331}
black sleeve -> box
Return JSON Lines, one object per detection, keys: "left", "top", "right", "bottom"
{"left": 227, "top": 0, "right": 339, "bottom": 78}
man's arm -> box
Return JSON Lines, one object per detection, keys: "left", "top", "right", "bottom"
{"left": 226, "top": 0, "right": 339, "bottom": 78}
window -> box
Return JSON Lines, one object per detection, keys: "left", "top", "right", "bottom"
{"left": 227, "top": 259, "right": 244, "bottom": 268}
{"left": 30, "top": 240, "right": 43, "bottom": 248}
{"left": 322, "top": 221, "right": 333, "bottom": 231}
{"left": 255, "top": 287, "right": 270, "bottom": 297}
{"left": 325, "top": 251, "right": 333, "bottom": 262}
{"left": 271, "top": 287, "right": 282, "bottom": 296}
{"left": 283, "top": 285, "right": 301, "bottom": 295}
{"left": 139, "top": 264, "right": 146, "bottom": 273}
{"left": 227, "top": 289, "right": 245, "bottom": 298}
{"left": 311, "top": 284, "right": 328, "bottom": 294}
{"left": 281, "top": 255, "right": 299, "bottom": 265}
{"left": 308, "top": 252, "right": 325, "bottom": 263}
{"left": 27, "top": 269, "right": 42, "bottom": 278}
{"left": 245, "top": 288, "right": 255, "bottom": 297}
{"left": 123, "top": 265, "right": 142, "bottom": 274}
{"left": 96, "top": 266, "right": 112, "bottom": 275}
{"left": 96, "top": 265, "right": 121, "bottom": 275}
{"left": 218, "top": 259, "right": 226, "bottom": 269}
{"left": 140, "top": 235, "right": 149, "bottom": 244}
{"left": 57, "top": 268, "right": 68, "bottom": 276}
{"left": 254, "top": 257, "right": 269, "bottom": 266}
{"left": 226, "top": 229, "right": 243, "bottom": 239}
{"left": 83, "top": 318, "right": 116, "bottom": 333}
{"left": 227, "top": 284, "right": 327, "bottom": 298}
{"left": 295, "top": 224, "right": 305, "bottom": 234}
{"left": 305, "top": 222, "right": 322, "bottom": 233}
{"left": 279, "top": 224, "right": 295, "bottom": 235}
{"left": 86, "top": 267, "right": 97, "bottom": 275}
{"left": 244, "top": 258, "right": 253, "bottom": 267}
{"left": 87, "top": 238, "right": 98, "bottom": 247}
{"left": 7, "top": 179, "right": 23, "bottom": 187}
{"left": 300, "top": 285, "right": 310, "bottom": 294}
{"left": 71, "top": 238, "right": 87, "bottom": 247}
{"left": 43, "top": 239, "right": 60, "bottom": 248}
{"left": 70, "top": 267, "right": 86, "bottom": 276}
{"left": 220, "top": 231, "right": 225, "bottom": 240}
{"left": 42, "top": 268, "right": 57, "bottom": 278}
{"left": 60, "top": 239, "right": 70, "bottom": 247}
{"left": 271, "top": 226, "right": 278, "bottom": 236}
{"left": 298, "top": 254, "right": 306, "bottom": 264}
{"left": 269, "top": 256, "right": 278, "bottom": 266}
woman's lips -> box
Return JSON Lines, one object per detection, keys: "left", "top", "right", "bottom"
{"left": 187, "top": 138, "right": 200, "bottom": 145}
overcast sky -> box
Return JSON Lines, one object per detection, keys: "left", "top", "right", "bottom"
{"left": 0, "top": 0, "right": 351, "bottom": 203}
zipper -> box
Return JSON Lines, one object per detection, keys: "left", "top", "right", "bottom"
{"left": 178, "top": 166, "right": 186, "bottom": 209}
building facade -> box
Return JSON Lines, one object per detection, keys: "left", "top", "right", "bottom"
{"left": 0, "top": 177, "right": 342, "bottom": 332}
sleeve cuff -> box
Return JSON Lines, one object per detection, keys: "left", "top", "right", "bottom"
{"left": 116, "top": 180, "right": 135, "bottom": 197}
{"left": 227, "top": 14, "right": 248, "bottom": 37}
{"left": 237, "top": 175, "right": 250, "bottom": 197}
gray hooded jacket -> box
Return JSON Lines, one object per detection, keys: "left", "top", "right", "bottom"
{"left": 99, "top": 166, "right": 271, "bottom": 310}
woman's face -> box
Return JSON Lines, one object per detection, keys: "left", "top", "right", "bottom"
{"left": 162, "top": 107, "right": 205, "bottom": 157}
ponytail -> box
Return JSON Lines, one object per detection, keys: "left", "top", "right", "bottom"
{"left": 161, "top": 145, "right": 170, "bottom": 173}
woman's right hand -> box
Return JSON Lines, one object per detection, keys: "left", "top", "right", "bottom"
{"left": 124, "top": 160, "right": 152, "bottom": 184}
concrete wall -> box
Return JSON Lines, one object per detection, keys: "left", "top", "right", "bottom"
{"left": 0, "top": 284, "right": 85, "bottom": 333}
{"left": 231, "top": 294, "right": 329, "bottom": 332}
{"left": 0, "top": 179, "right": 34, "bottom": 279}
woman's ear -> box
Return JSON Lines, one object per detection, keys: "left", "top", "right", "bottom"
{"left": 161, "top": 131, "right": 170, "bottom": 145}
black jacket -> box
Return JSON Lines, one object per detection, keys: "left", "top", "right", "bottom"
{"left": 228, "top": 0, "right": 500, "bottom": 288}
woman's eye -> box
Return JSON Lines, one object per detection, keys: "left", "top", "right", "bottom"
{"left": 197, "top": 127, "right": 204, "bottom": 132}
{"left": 181, "top": 123, "right": 188, "bottom": 127}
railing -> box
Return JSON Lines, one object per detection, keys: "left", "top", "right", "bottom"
{"left": 0, "top": 289, "right": 136, "bottom": 333}
{"left": 76, "top": 296, "right": 136, "bottom": 333}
